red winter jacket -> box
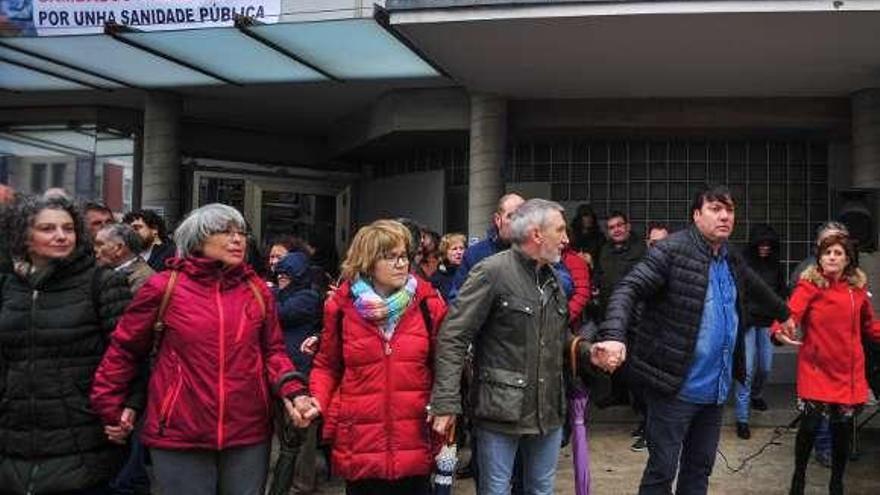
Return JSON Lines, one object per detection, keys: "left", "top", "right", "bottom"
{"left": 773, "top": 265, "right": 880, "bottom": 406}
{"left": 561, "top": 247, "right": 591, "bottom": 328}
{"left": 310, "top": 277, "right": 447, "bottom": 481}
{"left": 91, "top": 257, "right": 304, "bottom": 450}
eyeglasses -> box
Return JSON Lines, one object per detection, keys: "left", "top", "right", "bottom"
{"left": 381, "top": 252, "right": 410, "bottom": 267}
{"left": 215, "top": 229, "right": 249, "bottom": 240}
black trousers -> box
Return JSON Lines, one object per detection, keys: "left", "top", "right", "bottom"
{"left": 790, "top": 405, "right": 855, "bottom": 495}
{"left": 345, "top": 475, "right": 430, "bottom": 495}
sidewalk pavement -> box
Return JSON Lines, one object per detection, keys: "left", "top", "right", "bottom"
{"left": 309, "top": 384, "right": 880, "bottom": 494}
{"left": 312, "top": 423, "right": 880, "bottom": 494}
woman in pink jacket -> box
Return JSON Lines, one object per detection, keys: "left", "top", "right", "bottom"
{"left": 91, "top": 203, "right": 311, "bottom": 495}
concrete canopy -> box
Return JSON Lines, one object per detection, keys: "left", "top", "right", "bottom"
{"left": 391, "top": 6, "right": 880, "bottom": 98}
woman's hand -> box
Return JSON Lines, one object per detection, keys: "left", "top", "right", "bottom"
{"left": 104, "top": 407, "right": 136, "bottom": 444}
{"left": 775, "top": 318, "right": 802, "bottom": 346}
{"left": 300, "top": 336, "right": 319, "bottom": 355}
{"left": 284, "top": 395, "right": 321, "bottom": 428}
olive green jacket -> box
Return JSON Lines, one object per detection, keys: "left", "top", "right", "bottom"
{"left": 429, "top": 246, "right": 569, "bottom": 435}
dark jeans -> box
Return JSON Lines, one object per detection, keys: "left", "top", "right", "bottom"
{"left": 639, "top": 391, "right": 723, "bottom": 495}
{"left": 345, "top": 475, "right": 430, "bottom": 495}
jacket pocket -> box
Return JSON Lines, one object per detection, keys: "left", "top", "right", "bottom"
{"left": 473, "top": 366, "right": 527, "bottom": 423}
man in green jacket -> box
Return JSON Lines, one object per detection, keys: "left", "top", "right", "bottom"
{"left": 429, "top": 198, "right": 572, "bottom": 495}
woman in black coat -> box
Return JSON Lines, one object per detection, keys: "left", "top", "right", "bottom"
{"left": 0, "top": 195, "right": 132, "bottom": 494}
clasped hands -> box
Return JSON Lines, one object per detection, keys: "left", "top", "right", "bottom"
{"left": 590, "top": 340, "right": 627, "bottom": 373}
{"left": 774, "top": 317, "right": 801, "bottom": 346}
{"left": 283, "top": 395, "right": 321, "bottom": 428}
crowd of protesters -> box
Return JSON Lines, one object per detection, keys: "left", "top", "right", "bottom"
{"left": 0, "top": 181, "right": 878, "bottom": 495}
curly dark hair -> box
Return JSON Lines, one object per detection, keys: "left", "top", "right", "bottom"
{"left": 122, "top": 209, "right": 168, "bottom": 241}
{"left": 4, "top": 194, "right": 87, "bottom": 261}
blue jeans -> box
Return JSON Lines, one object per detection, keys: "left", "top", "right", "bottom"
{"left": 734, "top": 326, "right": 774, "bottom": 423}
{"left": 640, "top": 391, "right": 723, "bottom": 495}
{"left": 475, "top": 426, "right": 562, "bottom": 495}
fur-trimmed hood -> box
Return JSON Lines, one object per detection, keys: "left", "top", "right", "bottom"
{"left": 800, "top": 263, "right": 867, "bottom": 289}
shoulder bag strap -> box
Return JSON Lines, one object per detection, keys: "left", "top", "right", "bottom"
{"left": 151, "top": 270, "right": 180, "bottom": 359}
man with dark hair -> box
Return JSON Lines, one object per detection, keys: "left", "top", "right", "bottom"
{"left": 123, "top": 209, "right": 175, "bottom": 271}
{"left": 596, "top": 210, "right": 646, "bottom": 411}
{"left": 83, "top": 201, "right": 114, "bottom": 241}
{"left": 592, "top": 184, "right": 795, "bottom": 495}
{"left": 596, "top": 211, "right": 646, "bottom": 315}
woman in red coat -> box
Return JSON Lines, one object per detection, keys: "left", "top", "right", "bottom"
{"left": 773, "top": 233, "right": 880, "bottom": 495}
{"left": 306, "top": 219, "right": 446, "bottom": 495}
{"left": 91, "top": 203, "right": 310, "bottom": 495}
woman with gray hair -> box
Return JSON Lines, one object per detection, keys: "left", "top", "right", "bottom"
{"left": 91, "top": 203, "right": 314, "bottom": 495}
{"left": 0, "top": 194, "right": 132, "bottom": 493}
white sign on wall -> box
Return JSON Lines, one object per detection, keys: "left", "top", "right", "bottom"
{"left": 26, "top": 0, "right": 281, "bottom": 36}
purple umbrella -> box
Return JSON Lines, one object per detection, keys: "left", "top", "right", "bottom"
{"left": 569, "top": 383, "right": 590, "bottom": 495}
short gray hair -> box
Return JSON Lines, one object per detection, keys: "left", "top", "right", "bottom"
{"left": 174, "top": 203, "right": 246, "bottom": 257}
{"left": 509, "top": 198, "right": 565, "bottom": 244}
{"left": 99, "top": 222, "right": 143, "bottom": 254}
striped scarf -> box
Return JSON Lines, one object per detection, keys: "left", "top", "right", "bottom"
{"left": 351, "top": 274, "right": 417, "bottom": 340}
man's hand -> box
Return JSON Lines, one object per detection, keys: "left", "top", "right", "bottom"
{"left": 105, "top": 408, "right": 136, "bottom": 444}
{"left": 429, "top": 414, "right": 456, "bottom": 437}
{"left": 284, "top": 395, "right": 321, "bottom": 428}
{"left": 775, "top": 318, "right": 802, "bottom": 346}
{"left": 590, "top": 340, "right": 627, "bottom": 372}
{"left": 300, "top": 336, "right": 319, "bottom": 355}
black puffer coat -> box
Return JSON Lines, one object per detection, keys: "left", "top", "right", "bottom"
{"left": 0, "top": 248, "right": 131, "bottom": 494}
{"left": 598, "top": 226, "right": 789, "bottom": 396}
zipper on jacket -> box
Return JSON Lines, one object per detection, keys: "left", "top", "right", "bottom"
{"left": 28, "top": 290, "right": 38, "bottom": 460}
{"left": 158, "top": 360, "right": 184, "bottom": 436}
{"left": 384, "top": 335, "right": 394, "bottom": 479}
{"left": 849, "top": 288, "right": 856, "bottom": 401}
{"left": 215, "top": 282, "right": 226, "bottom": 450}
{"left": 25, "top": 463, "right": 39, "bottom": 495}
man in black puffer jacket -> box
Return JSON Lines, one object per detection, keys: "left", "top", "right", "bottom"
{"left": 592, "top": 184, "right": 794, "bottom": 495}
{"left": 0, "top": 195, "right": 133, "bottom": 494}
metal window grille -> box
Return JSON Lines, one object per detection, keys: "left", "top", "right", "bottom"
{"left": 509, "top": 139, "right": 829, "bottom": 278}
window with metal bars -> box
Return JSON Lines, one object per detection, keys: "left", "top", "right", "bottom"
{"left": 509, "top": 139, "right": 829, "bottom": 278}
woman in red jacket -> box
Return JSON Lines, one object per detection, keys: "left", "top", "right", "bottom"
{"left": 90, "top": 203, "right": 310, "bottom": 495}
{"left": 306, "top": 219, "right": 446, "bottom": 495}
{"left": 774, "top": 233, "right": 880, "bottom": 495}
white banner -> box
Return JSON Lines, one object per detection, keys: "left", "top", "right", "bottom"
{"left": 28, "top": 0, "right": 281, "bottom": 36}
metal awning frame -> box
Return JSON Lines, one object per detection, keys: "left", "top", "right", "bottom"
{"left": 1, "top": 7, "right": 445, "bottom": 92}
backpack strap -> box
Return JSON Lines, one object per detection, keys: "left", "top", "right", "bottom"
{"left": 151, "top": 270, "right": 180, "bottom": 359}
{"left": 419, "top": 298, "right": 433, "bottom": 335}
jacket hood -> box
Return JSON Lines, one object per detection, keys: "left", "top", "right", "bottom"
{"left": 275, "top": 252, "right": 312, "bottom": 290}
{"left": 166, "top": 256, "right": 256, "bottom": 289}
{"left": 747, "top": 224, "right": 781, "bottom": 261}
{"left": 800, "top": 264, "right": 867, "bottom": 289}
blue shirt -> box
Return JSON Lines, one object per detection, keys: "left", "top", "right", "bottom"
{"left": 678, "top": 248, "right": 739, "bottom": 405}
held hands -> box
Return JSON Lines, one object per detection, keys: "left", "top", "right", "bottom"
{"left": 590, "top": 340, "right": 627, "bottom": 373}
{"left": 775, "top": 317, "right": 801, "bottom": 346}
{"left": 429, "top": 414, "right": 456, "bottom": 437}
{"left": 105, "top": 407, "right": 136, "bottom": 445}
{"left": 284, "top": 395, "right": 321, "bottom": 428}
